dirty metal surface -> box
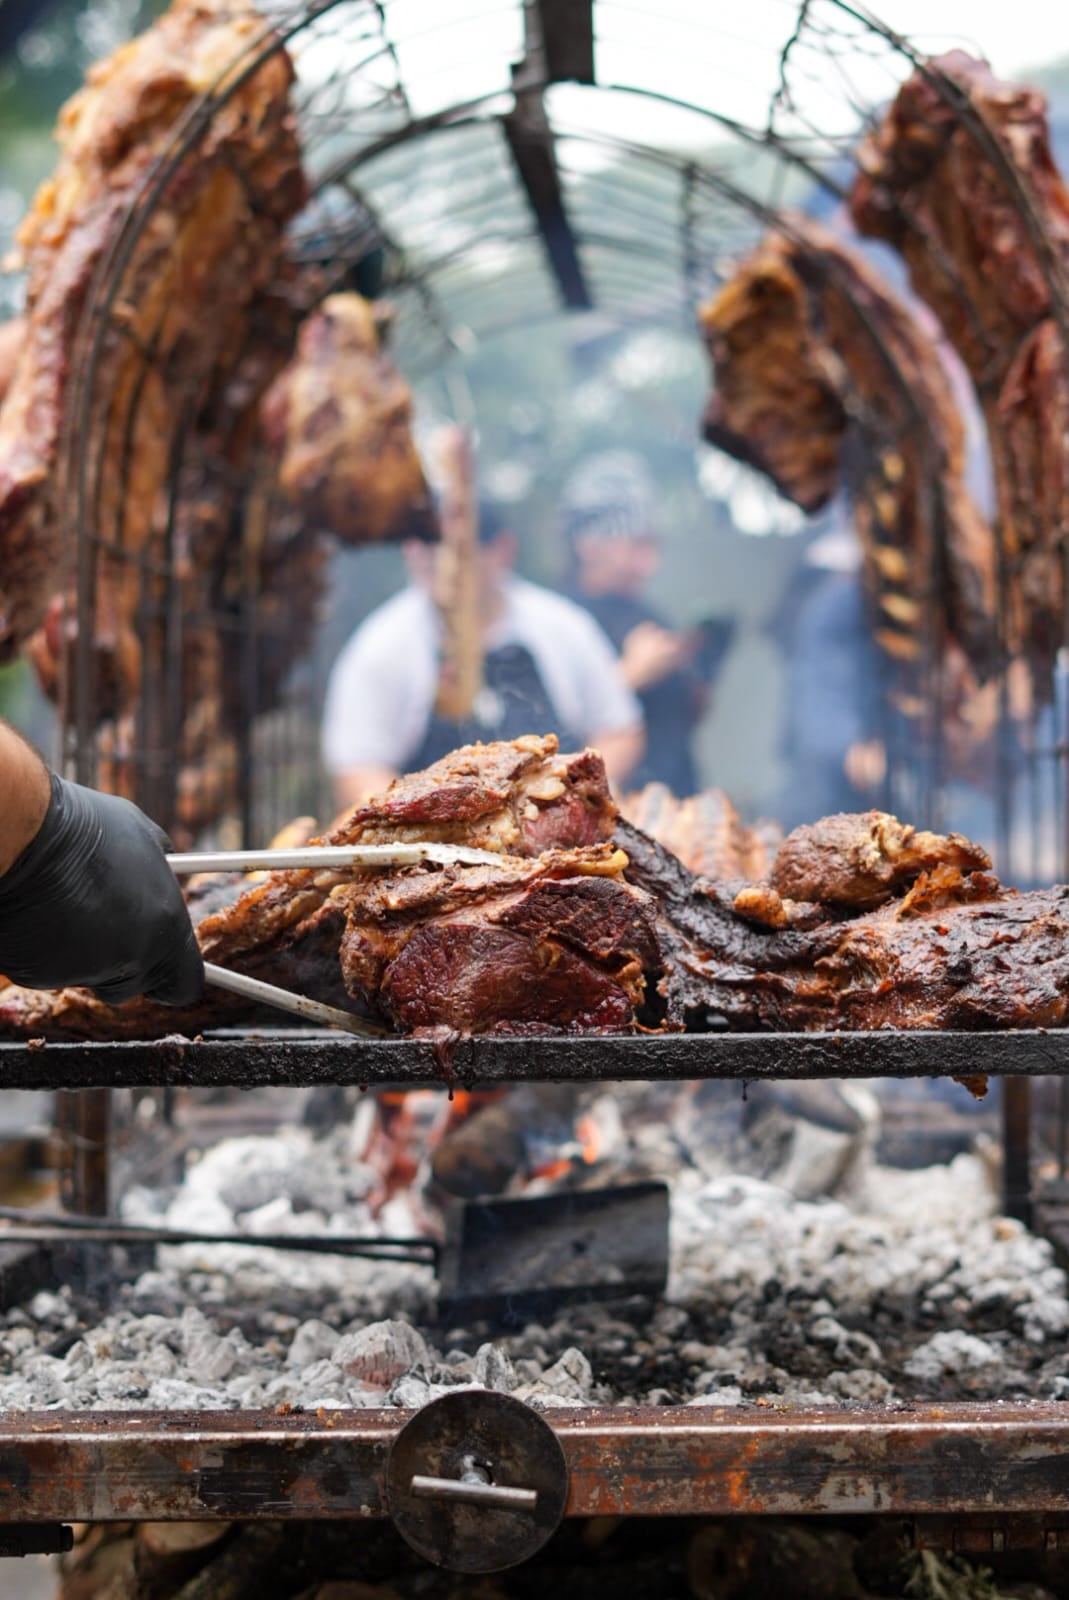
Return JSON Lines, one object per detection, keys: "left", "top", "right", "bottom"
{"left": 2, "top": 1406, "right": 1069, "bottom": 1522}
{"left": 0, "top": 1029, "right": 1068, "bottom": 1090}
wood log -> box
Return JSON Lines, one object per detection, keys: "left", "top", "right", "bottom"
{"left": 58, "top": 1524, "right": 137, "bottom": 1600}
{"left": 432, "top": 424, "right": 483, "bottom": 720}
{"left": 170, "top": 1524, "right": 293, "bottom": 1600}
{"left": 133, "top": 1522, "right": 233, "bottom": 1599}
{"left": 294, "top": 1585, "right": 403, "bottom": 1600}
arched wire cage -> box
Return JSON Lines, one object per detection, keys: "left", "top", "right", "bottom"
{"left": 16, "top": 0, "right": 1069, "bottom": 886}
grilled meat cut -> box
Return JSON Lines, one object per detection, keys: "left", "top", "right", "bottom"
{"left": 849, "top": 51, "right": 1069, "bottom": 679}
{"left": 700, "top": 235, "right": 846, "bottom": 513}
{"left": 699, "top": 217, "right": 997, "bottom": 677}
{"left": 0, "top": 0, "right": 306, "bottom": 688}
{"left": 335, "top": 845, "right": 659, "bottom": 1034}
{"left": 260, "top": 294, "right": 438, "bottom": 546}
{"left": 0, "top": 320, "right": 23, "bottom": 406}
{"left": 0, "top": 736, "right": 619, "bottom": 1040}
{"left": 623, "top": 783, "right": 780, "bottom": 882}
{"left": 768, "top": 810, "right": 992, "bottom": 911}
{"left": 1, "top": 738, "right": 1065, "bottom": 1046}
{"left": 849, "top": 51, "right": 1069, "bottom": 387}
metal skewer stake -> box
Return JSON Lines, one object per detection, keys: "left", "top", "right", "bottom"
{"left": 167, "top": 842, "right": 501, "bottom": 874}
{"left": 202, "top": 963, "right": 390, "bottom": 1038}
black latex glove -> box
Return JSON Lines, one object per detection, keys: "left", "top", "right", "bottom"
{"left": 0, "top": 774, "right": 203, "bottom": 1005}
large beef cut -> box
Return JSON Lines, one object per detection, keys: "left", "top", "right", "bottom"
{"left": 0, "top": 0, "right": 306, "bottom": 696}
{"left": 260, "top": 294, "right": 438, "bottom": 546}
{"left": 849, "top": 52, "right": 1069, "bottom": 680}
{"left": 335, "top": 845, "right": 658, "bottom": 1034}
{"left": 699, "top": 216, "right": 997, "bottom": 678}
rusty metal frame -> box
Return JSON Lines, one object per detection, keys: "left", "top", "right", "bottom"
{"left": 1, "top": 1404, "right": 1069, "bottom": 1523}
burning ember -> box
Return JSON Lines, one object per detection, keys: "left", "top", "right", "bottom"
{"left": 0, "top": 1079, "right": 1063, "bottom": 1415}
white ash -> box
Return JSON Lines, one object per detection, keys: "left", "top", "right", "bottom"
{"left": 0, "top": 1094, "right": 1065, "bottom": 1412}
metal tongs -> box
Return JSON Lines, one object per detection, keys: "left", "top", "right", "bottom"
{"left": 167, "top": 840, "right": 501, "bottom": 1039}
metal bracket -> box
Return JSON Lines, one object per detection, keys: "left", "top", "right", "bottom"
{"left": 913, "top": 1514, "right": 1069, "bottom": 1554}
{"left": 385, "top": 1390, "right": 569, "bottom": 1572}
{"left": 0, "top": 1524, "right": 74, "bottom": 1558}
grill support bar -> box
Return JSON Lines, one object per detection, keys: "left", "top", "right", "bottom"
{"left": 0, "top": 1029, "right": 1066, "bottom": 1091}
{"left": 0, "top": 1405, "right": 1068, "bottom": 1523}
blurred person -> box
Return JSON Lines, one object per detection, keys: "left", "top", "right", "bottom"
{"left": 776, "top": 519, "right": 888, "bottom": 829}
{"left": 561, "top": 451, "right": 725, "bottom": 796}
{"left": 322, "top": 498, "right": 643, "bottom": 807}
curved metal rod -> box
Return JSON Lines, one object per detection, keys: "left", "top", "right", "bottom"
{"left": 54, "top": 0, "right": 1025, "bottom": 790}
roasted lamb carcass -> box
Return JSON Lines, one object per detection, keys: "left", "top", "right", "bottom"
{"left": 849, "top": 52, "right": 1069, "bottom": 678}
{"left": 0, "top": 0, "right": 306, "bottom": 694}
{"left": 699, "top": 218, "right": 997, "bottom": 679}
{"left": 159, "top": 277, "right": 325, "bottom": 841}
{"left": 260, "top": 293, "right": 438, "bottom": 546}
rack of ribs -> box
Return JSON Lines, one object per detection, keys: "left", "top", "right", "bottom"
{"left": 0, "top": 0, "right": 306, "bottom": 707}
{"left": 622, "top": 783, "right": 780, "bottom": 883}
{"left": 849, "top": 51, "right": 1069, "bottom": 682}
{"left": 699, "top": 215, "right": 997, "bottom": 680}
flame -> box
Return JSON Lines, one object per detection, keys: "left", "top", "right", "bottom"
{"left": 530, "top": 1112, "right": 605, "bottom": 1182}
{"left": 576, "top": 1112, "right": 603, "bottom": 1165}
{"left": 532, "top": 1157, "right": 573, "bottom": 1183}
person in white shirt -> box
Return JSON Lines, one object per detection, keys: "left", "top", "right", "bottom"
{"left": 322, "top": 500, "right": 645, "bottom": 807}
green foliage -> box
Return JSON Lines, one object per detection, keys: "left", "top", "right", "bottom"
{"left": 903, "top": 1549, "right": 1008, "bottom": 1600}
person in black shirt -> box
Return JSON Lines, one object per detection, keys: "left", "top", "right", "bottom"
{"left": 561, "top": 452, "right": 716, "bottom": 796}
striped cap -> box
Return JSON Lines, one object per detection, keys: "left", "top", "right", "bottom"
{"left": 560, "top": 451, "right": 657, "bottom": 543}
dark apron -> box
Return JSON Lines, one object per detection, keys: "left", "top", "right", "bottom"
{"left": 411, "top": 643, "right": 578, "bottom": 768}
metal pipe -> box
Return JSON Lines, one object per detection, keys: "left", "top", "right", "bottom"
{"left": 0, "top": 1221, "right": 436, "bottom": 1265}
{"left": 1002, "top": 1078, "right": 1033, "bottom": 1225}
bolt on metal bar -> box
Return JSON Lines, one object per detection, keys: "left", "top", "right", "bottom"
{"left": 410, "top": 1475, "right": 539, "bottom": 1512}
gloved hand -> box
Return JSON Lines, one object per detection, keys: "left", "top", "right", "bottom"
{"left": 0, "top": 774, "right": 203, "bottom": 1005}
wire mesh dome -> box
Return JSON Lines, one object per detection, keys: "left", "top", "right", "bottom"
{"left": 7, "top": 0, "right": 1069, "bottom": 878}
